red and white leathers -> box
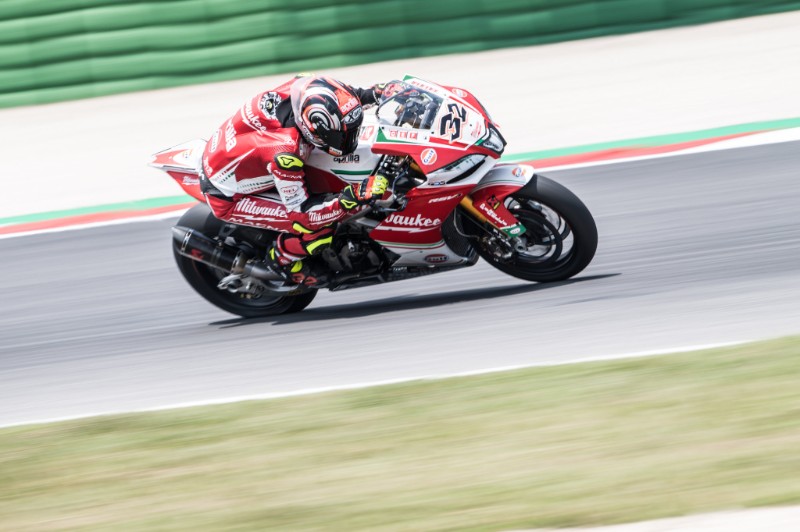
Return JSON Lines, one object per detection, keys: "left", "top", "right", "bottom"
{"left": 199, "top": 76, "right": 377, "bottom": 264}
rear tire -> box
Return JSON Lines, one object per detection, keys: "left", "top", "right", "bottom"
{"left": 473, "top": 175, "right": 597, "bottom": 282}
{"left": 172, "top": 203, "right": 317, "bottom": 318}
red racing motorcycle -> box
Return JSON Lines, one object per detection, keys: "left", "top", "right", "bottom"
{"left": 151, "top": 76, "right": 597, "bottom": 317}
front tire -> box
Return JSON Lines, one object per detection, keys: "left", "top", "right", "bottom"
{"left": 172, "top": 203, "right": 317, "bottom": 318}
{"left": 473, "top": 175, "right": 598, "bottom": 282}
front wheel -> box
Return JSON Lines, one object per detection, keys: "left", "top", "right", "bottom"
{"left": 173, "top": 203, "right": 317, "bottom": 318}
{"left": 473, "top": 175, "right": 598, "bottom": 282}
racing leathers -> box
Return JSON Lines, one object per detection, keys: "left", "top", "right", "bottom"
{"left": 198, "top": 76, "right": 383, "bottom": 283}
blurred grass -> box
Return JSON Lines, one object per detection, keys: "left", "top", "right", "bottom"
{"left": 1, "top": 337, "right": 800, "bottom": 531}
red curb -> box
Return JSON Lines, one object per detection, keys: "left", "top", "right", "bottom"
{"left": 528, "top": 132, "right": 755, "bottom": 168}
{"left": 0, "top": 202, "right": 197, "bottom": 236}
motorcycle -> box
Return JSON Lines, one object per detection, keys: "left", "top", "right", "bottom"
{"left": 150, "top": 76, "right": 598, "bottom": 318}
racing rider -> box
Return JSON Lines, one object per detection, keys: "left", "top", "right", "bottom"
{"left": 199, "top": 74, "right": 390, "bottom": 285}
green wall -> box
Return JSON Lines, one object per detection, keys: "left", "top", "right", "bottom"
{"left": 1, "top": 0, "right": 798, "bottom": 108}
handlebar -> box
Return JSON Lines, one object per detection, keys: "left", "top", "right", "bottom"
{"left": 343, "top": 194, "right": 405, "bottom": 224}
{"left": 372, "top": 196, "right": 402, "bottom": 210}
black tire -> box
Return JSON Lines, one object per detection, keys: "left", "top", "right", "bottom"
{"left": 474, "top": 174, "right": 598, "bottom": 282}
{"left": 172, "top": 203, "right": 317, "bottom": 318}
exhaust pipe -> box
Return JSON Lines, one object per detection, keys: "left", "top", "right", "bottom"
{"left": 171, "top": 226, "right": 283, "bottom": 281}
{"left": 172, "top": 226, "right": 246, "bottom": 273}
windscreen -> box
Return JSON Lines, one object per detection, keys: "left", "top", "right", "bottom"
{"left": 377, "top": 86, "right": 443, "bottom": 130}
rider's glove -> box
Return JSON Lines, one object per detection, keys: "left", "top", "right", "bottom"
{"left": 339, "top": 174, "right": 389, "bottom": 211}
{"left": 371, "top": 81, "right": 406, "bottom": 104}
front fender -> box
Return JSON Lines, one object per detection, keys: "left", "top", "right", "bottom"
{"left": 472, "top": 163, "right": 536, "bottom": 193}
{"left": 459, "top": 163, "right": 537, "bottom": 234}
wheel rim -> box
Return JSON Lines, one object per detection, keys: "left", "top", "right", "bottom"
{"left": 193, "top": 261, "right": 292, "bottom": 310}
{"left": 187, "top": 232, "right": 303, "bottom": 312}
{"left": 507, "top": 198, "right": 577, "bottom": 271}
{"left": 173, "top": 203, "right": 316, "bottom": 316}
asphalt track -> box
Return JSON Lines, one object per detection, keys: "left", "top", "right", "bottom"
{"left": 2, "top": 142, "right": 799, "bottom": 427}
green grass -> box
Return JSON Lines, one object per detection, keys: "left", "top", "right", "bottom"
{"left": 2, "top": 338, "right": 800, "bottom": 531}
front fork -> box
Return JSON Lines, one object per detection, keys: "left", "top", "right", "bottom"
{"left": 458, "top": 163, "right": 537, "bottom": 256}
{"left": 459, "top": 196, "right": 525, "bottom": 237}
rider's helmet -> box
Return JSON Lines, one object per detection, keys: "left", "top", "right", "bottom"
{"left": 291, "top": 76, "right": 364, "bottom": 156}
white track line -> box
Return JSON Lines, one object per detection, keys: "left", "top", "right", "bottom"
{"left": 0, "top": 341, "right": 745, "bottom": 429}
{"left": 531, "top": 127, "right": 800, "bottom": 173}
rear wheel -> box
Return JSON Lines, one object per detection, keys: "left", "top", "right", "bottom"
{"left": 473, "top": 175, "right": 597, "bottom": 282}
{"left": 172, "top": 203, "right": 317, "bottom": 318}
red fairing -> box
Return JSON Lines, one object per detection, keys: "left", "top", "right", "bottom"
{"left": 370, "top": 85, "right": 500, "bottom": 175}
{"left": 443, "top": 85, "right": 498, "bottom": 127}
{"left": 200, "top": 78, "right": 298, "bottom": 196}
{"left": 149, "top": 144, "right": 206, "bottom": 202}
{"left": 371, "top": 139, "right": 496, "bottom": 177}
{"left": 205, "top": 194, "right": 294, "bottom": 233}
{"left": 201, "top": 121, "right": 300, "bottom": 201}
{"left": 470, "top": 183, "right": 524, "bottom": 228}
{"left": 205, "top": 190, "right": 347, "bottom": 234}
{"left": 166, "top": 171, "right": 204, "bottom": 202}
{"left": 368, "top": 185, "right": 473, "bottom": 247}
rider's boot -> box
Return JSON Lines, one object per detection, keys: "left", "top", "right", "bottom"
{"left": 265, "top": 234, "right": 330, "bottom": 287}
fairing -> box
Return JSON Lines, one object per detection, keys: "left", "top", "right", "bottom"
{"left": 149, "top": 138, "right": 207, "bottom": 202}
{"left": 151, "top": 76, "right": 535, "bottom": 267}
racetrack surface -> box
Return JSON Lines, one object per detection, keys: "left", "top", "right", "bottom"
{"left": 2, "top": 142, "right": 799, "bottom": 426}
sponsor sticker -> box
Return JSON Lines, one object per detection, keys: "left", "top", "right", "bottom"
{"left": 258, "top": 91, "right": 282, "bottom": 119}
{"left": 242, "top": 103, "right": 268, "bottom": 133}
{"left": 421, "top": 148, "right": 437, "bottom": 166}
{"left": 438, "top": 103, "right": 467, "bottom": 142}
{"left": 224, "top": 120, "right": 237, "bottom": 151}
{"left": 452, "top": 88, "right": 467, "bottom": 97}
{"left": 424, "top": 254, "right": 448, "bottom": 264}
{"left": 340, "top": 97, "right": 358, "bottom": 114}
{"left": 512, "top": 165, "right": 534, "bottom": 178}
{"left": 502, "top": 223, "right": 527, "bottom": 238}
{"left": 209, "top": 128, "right": 220, "bottom": 152}
{"left": 228, "top": 217, "right": 282, "bottom": 231}
{"left": 408, "top": 79, "right": 439, "bottom": 93}
{"left": 386, "top": 213, "right": 441, "bottom": 227}
{"left": 388, "top": 129, "right": 419, "bottom": 141}
{"left": 333, "top": 154, "right": 360, "bottom": 163}
{"left": 359, "top": 125, "right": 376, "bottom": 141}
{"left": 309, "top": 209, "right": 343, "bottom": 224}
{"left": 234, "top": 197, "right": 288, "bottom": 218}
{"left": 343, "top": 106, "right": 362, "bottom": 124}
{"left": 478, "top": 201, "right": 509, "bottom": 226}
{"left": 470, "top": 120, "right": 483, "bottom": 138}
{"left": 428, "top": 193, "right": 462, "bottom": 203}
